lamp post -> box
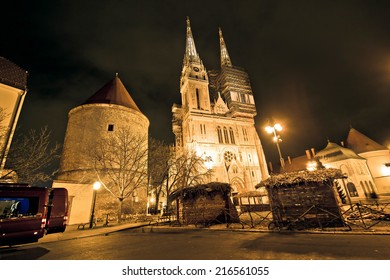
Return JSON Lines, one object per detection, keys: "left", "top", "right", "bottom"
{"left": 265, "top": 123, "right": 285, "bottom": 172}
{"left": 89, "top": 181, "right": 101, "bottom": 229}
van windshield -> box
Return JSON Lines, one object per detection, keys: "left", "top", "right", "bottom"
{"left": 0, "top": 197, "right": 39, "bottom": 218}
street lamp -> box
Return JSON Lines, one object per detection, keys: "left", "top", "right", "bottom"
{"left": 265, "top": 123, "right": 285, "bottom": 172}
{"left": 89, "top": 181, "right": 101, "bottom": 229}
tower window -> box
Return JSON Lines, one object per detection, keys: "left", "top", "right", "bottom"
{"left": 200, "top": 124, "right": 206, "bottom": 135}
{"left": 196, "top": 88, "right": 201, "bottom": 109}
{"left": 240, "top": 93, "right": 246, "bottom": 103}
{"left": 242, "top": 128, "right": 248, "bottom": 141}
{"left": 223, "top": 127, "right": 229, "bottom": 143}
{"left": 229, "top": 127, "right": 235, "bottom": 144}
{"left": 108, "top": 124, "right": 114, "bottom": 132}
{"left": 217, "top": 126, "right": 223, "bottom": 143}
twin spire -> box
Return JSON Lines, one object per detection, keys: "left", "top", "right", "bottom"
{"left": 219, "top": 28, "right": 232, "bottom": 67}
{"left": 184, "top": 17, "right": 200, "bottom": 64}
{"left": 184, "top": 17, "right": 232, "bottom": 67}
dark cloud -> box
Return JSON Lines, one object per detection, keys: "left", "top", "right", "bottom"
{"left": 2, "top": 0, "right": 390, "bottom": 166}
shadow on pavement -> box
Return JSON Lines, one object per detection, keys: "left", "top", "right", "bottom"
{"left": 0, "top": 246, "right": 50, "bottom": 260}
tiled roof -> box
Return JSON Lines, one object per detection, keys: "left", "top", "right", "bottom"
{"left": 83, "top": 76, "right": 141, "bottom": 112}
{"left": 345, "top": 128, "right": 387, "bottom": 153}
{"left": 0, "top": 56, "right": 27, "bottom": 90}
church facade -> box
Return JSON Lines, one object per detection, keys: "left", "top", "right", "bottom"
{"left": 172, "top": 18, "right": 269, "bottom": 194}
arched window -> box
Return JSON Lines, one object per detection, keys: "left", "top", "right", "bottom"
{"left": 360, "top": 181, "right": 368, "bottom": 197}
{"left": 347, "top": 182, "right": 358, "bottom": 197}
{"left": 223, "top": 127, "right": 229, "bottom": 143}
{"left": 368, "top": 181, "right": 378, "bottom": 199}
{"left": 229, "top": 127, "right": 235, "bottom": 144}
{"left": 217, "top": 126, "right": 223, "bottom": 143}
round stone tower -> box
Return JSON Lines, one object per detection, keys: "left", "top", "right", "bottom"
{"left": 58, "top": 75, "right": 149, "bottom": 183}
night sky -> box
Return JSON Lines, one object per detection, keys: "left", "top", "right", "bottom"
{"left": 2, "top": 0, "right": 390, "bottom": 166}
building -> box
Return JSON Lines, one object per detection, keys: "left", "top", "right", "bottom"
{"left": 345, "top": 127, "right": 390, "bottom": 197}
{"left": 54, "top": 75, "right": 149, "bottom": 224}
{"left": 0, "top": 57, "right": 27, "bottom": 179}
{"left": 315, "top": 141, "right": 377, "bottom": 203}
{"left": 172, "top": 18, "right": 269, "bottom": 195}
{"left": 285, "top": 129, "right": 389, "bottom": 204}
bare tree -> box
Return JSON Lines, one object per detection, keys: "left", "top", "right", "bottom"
{"left": 148, "top": 139, "right": 213, "bottom": 214}
{"left": 164, "top": 150, "right": 213, "bottom": 210}
{"left": 148, "top": 137, "right": 171, "bottom": 214}
{"left": 92, "top": 128, "right": 148, "bottom": 222}
{"left": 1, "top": 126, "right": 61, "bottom": 184}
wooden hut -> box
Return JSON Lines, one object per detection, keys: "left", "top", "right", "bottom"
{"left": 256, "top": 168, "right": 346, "bottom": 229}
{"left": 170, "top": 182, "right": 239, "bottom": 225}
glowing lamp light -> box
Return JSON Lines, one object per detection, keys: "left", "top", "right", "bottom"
{"left": 265, "top": 122, "right": 285, "bottom": 172}
{"left": 381, "top": 163, "right": 390, "bottom": 176}
{"left": 265, "top": 126, "right": 274, "bottom": 134}
{"left": 307, "top": 161, "right": 317, "bottom": 172}
{"left": 274, "top": 123, "right": 282, "bottom": 131}
{"left": 93, "top": 181, "right": 101, "bottom": 190}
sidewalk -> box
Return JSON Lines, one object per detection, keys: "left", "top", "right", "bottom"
{"left": 38, "top": 221, "right": 152, "bottom": 244}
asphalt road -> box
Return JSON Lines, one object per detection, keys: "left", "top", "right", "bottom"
{"left": 1, "top": 226, "right": 390, "bottom": 260}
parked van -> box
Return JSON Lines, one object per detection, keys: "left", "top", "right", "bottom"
{"left": 0, "top": 183, "right": 68, "bottom": 246}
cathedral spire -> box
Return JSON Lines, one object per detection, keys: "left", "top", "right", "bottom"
{"left": 184, "top": 17, "right": 200, "bottom": 64}
{"left": 219, "top": 28, "right": 232, "bottom": 67}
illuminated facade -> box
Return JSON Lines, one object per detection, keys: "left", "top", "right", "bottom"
{"left": 55, "top": 75, "right": 149, "bottom": 224}
{"left": 172, "top": 18, "right": 269, "bottom": 194}
{"left": 315, "top": 141, "right": 377, "bottom": 202}
{"left": 345, "top": 128, "right": 390, "bottom": 197}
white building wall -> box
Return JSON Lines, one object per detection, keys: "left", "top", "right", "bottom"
{"left": 324, "top": 159, "right": 377, "bottom": 202}
{"left": 359, "top": 150, "right": 390, "bottom": 196}
{"left": 52, "top": 181, "right": 94, "bottom": 225}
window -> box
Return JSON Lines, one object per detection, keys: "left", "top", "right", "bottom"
{"left": 196, "top": 88, "right": 201, "bottom": 109}
{"left": 347, "top": 182, "right": 358, "bottom": 197}
{"left": 360, "top": 181, "right": 368, "bottom": 197}
{"left": 240, "top": 93, "right": 246, "bottom": 103}
{"left": 200, "top": 124, "right": 206, "bottom": 135}
{"left": 368, "top": 181, "right": 378, "bottom": 199}
{"left": 217, "top": 126, "right": 223, "bottom": 143}
{"left": 0, "top": 197, "right": 39, "bottom": 218}
{"left": 223, "top": 127, "right": 229, "bottom": 143}
{"left": 224, "top": 151, "right": 235, "bottom": 163}
{"left": 242, "top": 128, "right": 248, "bottom": 141}
{"left": 229, "top": 127, "right": 235, "bottom": 144}
{"left": 108, "top": 124, "right": 114, "bottom": 132}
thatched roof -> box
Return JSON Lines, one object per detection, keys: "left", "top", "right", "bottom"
{"left": 235, "top": 190, "right": 266, "bottom": 198}
{"left": 256, "top": 168, "right": 345, "bottom": 189}
{"left": 169, "top": 182, "right": 231, "bottom": 200}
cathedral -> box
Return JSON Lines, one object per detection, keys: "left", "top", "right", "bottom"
{"left": 172, "top": 18, "right": 269, "bottom": 194}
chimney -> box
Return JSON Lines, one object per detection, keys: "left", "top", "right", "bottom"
{"left": 311, "top": 148, "right": 316, "bottom": 157}
{"left": 287, "top": 156, "right": 292, "bottom": 164}
{"left": 305, "top": 150, "right": 311, "bottom": 159}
